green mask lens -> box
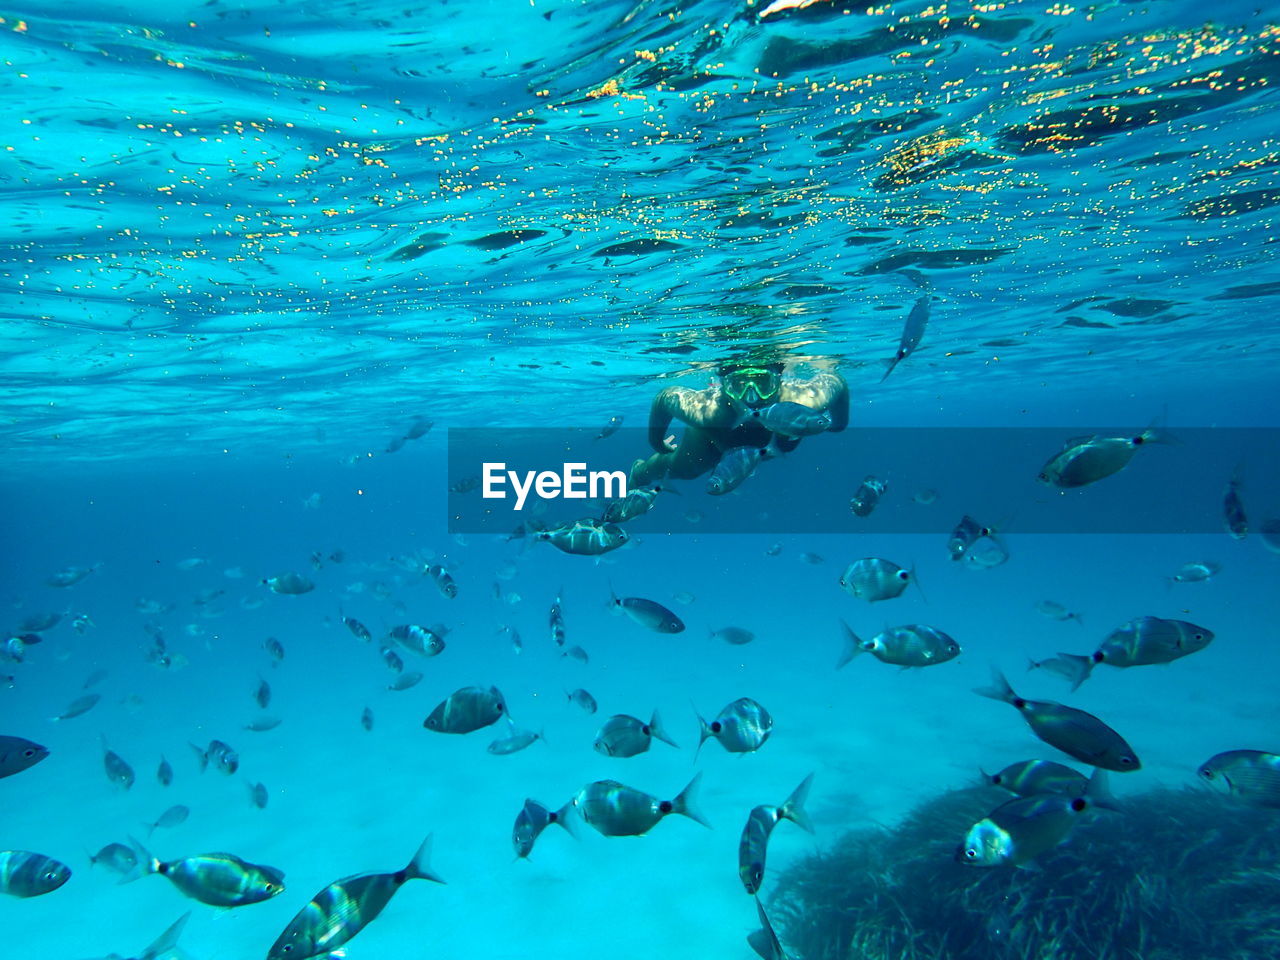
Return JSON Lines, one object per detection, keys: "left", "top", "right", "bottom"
{"left": 723, "top": 367, "right": 780, "bottom": 404}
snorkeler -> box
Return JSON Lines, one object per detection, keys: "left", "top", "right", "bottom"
{"left": 630, "top": 360, "right": 849, "bottom": 486}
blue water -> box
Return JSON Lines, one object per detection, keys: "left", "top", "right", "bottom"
{"left": 3, "top": 0, "right": 1280, "bottom": 957}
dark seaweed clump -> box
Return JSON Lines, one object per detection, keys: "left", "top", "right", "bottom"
{"left": 770, "top": 786, "right": 1280, "bottom": 960}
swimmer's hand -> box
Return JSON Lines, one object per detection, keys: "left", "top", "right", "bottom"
{"left": 661, "top": 434, "right": 679, "bottom": 453}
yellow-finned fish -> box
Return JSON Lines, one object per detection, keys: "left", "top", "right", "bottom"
{"left": 974, "top": 668, "right": 1141, "bottom": 772}
{"left": 267, "top": 836, "right": 444, "bottom": 960}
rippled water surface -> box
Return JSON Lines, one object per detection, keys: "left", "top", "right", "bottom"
{"left": 3, "top": 0, "right": 1278, "bottom": 464}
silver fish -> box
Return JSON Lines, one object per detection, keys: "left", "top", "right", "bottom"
{"left": 512, "top": 798, "right": 576, "bottom": 859}
{"left": 129, "top": 838, "right": 285, "bottom": 907}
{"left": 837, "top": 622, "right": 960, "bottom": 669}
{"left": 982, "top": 760, "right": 1089, "bottom": 798}
{"left": 190, "top": 739, "right": 239, "bottom": 775}
{"left": 390, "top": 624, "right": 447, "bottom": 658}
{"left": 248, "top": 782, "right": 269, "bottom": 810}
{"left": 102, "top": 737, "right": 135, "bottom": 790}
{"left": 1052, "top": 616, "right": 1213, "bottom": 690}
{"left": 1037, "top": 427, "right": 1169, "bottom": 488}
{"left": 957, "top": 770, "right": 1113, "bottom": 868}
{"left": 1035, "top": 600, "right": 1083, "bottom": 625}
{"left": 263, "top": 572, "right": 314, "bottom": 595}
{"left": 594, "top": 711, "right": 679, "bottom": 758}
{"left": 562, "top": 645, "right": 590, "bottom": 665}
{"left": 361, "top": 707, "right": 374, "bottom": 732}
{"left": 596, "top": 415, "right": 624, "bottom": 440}
{"left": 263, "top": 636, "right": 285, "bottom": 663}
{"left": 838, "top": 558, "right": 913, "bottom": 602}
{"left": 340, "top": 610, "right": 372, "bottom": 642}
{"left": 388, "top": 671, "right": 423, "bottom": 691}
{"left": 881, "top": 295, "right": 929, "bottom": 381}
{"left": 0, "top": 735, "right": 48, "bottom": 778}
{"left": 601, "top": 484, "right": 669, "bottom": 523}
{"left": 948, "top": 515, "right": 998, "bottom": 561}
{"left": 1223, "top": 471, "right": 1248, "bottom": 540}
{"left": 849, "top": 476, "right": 887, "bottom": 517}
{"left": 568, "top": 688, "right": 598, "bottom": 714}
{"left": 1169, "top": 560, "right": 1221, "bottom": 583}
{"left": 711, "top": 626, "right": 755, "bottom": 645}
{"left": 157, "top": 756, "right": 173, "bottom": 786}
{"left": 89, "top": 842, "right": 138, "bottom": 876}
{"left": 423, "top": 686, "right": 508, "bottom": 733}
{"left": 244, "top": 715, "right": 283, "bottom": 732}
{"left": 0, "top": 850, "right": 71, "bottom": 897}
{"left": 381, "top": 646, "right": 404, "bottom": 673}
{"left": 266, "top": 836, "right": 443, "bottom": 959}
{"left": 963, "top": 536, "right": 1009, "bottom": 570}
{"left": 550, "top": 592, "right": 566, "bottom": 647}
{"left": 253, "top": 677, "right": 271, "bottom": 710}
{"left": 610, "top": 588, "right": 685, "bottom": 633}
{"left": 574, "top": 775, "right": 710, "bottom": 837}
{"left": 739, "top": 774, "right": 815, "bottom": 894}
{"left": 47, "top": 564, "right": 99, "bottom": 588}
{"left": 743, "top": 401, "right": 831, "bottom": 438}
{"left": 697, "top": 697, "right": 773, "bottom": 756}
{"left": 708, "top": 446, "right": 762, "bottom": 496}
{"left": 1198, "top": 750, "right": 1280, "bottom": 807}
{"left": 425, "top": 564, "right": 457, "bottom": 599}
{"left": 535, "top": 518, "right": 629, "bottom": 556}
{"left": 487, "top": 727, "right": 543, "bottom": 755}
{"left": 974, "top": 668, "right": 1140, "bottom": 772}
{"left": 145, "top": 805, "right": 190, "bottom": 836}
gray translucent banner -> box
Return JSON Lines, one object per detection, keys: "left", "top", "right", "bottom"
{"left": 446, "top": 427, "right": 1278, "bottom": 536}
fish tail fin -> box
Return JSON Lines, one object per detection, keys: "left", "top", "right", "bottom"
{"left": 141, "top": 911, "right": 190, "bottom": 960}
{"left": 780, "top": 773, "right": 816, "bottom": 834}
{"left": 188, "top": 742, "right": 208, "bottom": 772}
{"left": 1141, "top": 410, "right": 1179, "bottom": 446}
{"left": 403, "top": 835, "right": 446, "bottom": 884}
{"left": 694, "top": 709, "right": 712, "bottom": 762}
{"left": 1085, "top": 769, "right": 1121, "bottom": 813}
{"left": 124, "top": 835, "right": 159, "bottom": 881}
{"left": 973, "top": 666, "right": 1016, "bottom": 704}
{"left": 1056, "top": 652, "right": 1095, "bottom": 691}
{"left": 879, "top": 357, "right": 899, "bottom": 382}
{"left": 649, "top": 709, "right": 679, "bottom": 749}
{"left": 977, "top": 768, "right": 996, "bottom": 788}
{"left": 552, "top": 800, "right": 580, "bottom": 839}
{"left": 671, "top": 772, "right": 711, "bottom": 828}
{"left": 835, "top": 620, "right": 863, "bottom": 670}
{"left": 909, "top": 562, "right": 928, "bottom": 603}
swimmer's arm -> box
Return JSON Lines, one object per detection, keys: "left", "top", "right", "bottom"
{"left": 648, "top": 386, "right": 734, "bottom": 451}
{"left": 780, "top": 372, "right": 850, "bottom": 432}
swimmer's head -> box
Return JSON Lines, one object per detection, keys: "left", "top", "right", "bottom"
{"left": 720, "top": 362, "right": 783, "bottom": 410}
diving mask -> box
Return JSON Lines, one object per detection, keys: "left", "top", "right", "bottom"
{"left": 723, "top": 366, "right": 781, "bottom": 407}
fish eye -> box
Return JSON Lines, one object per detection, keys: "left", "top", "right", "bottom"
{"left": 1120, "top": 756, "right": 1135, "bottom": 766}
{"left": 964, "top": 848, "right": 978, "bottom": 860}
{"left": 1199, "top": 768, "right": 1215, "bottom": 780}
{"left": 1194, "top": 633, "right": 1204, "bottom": 641}
{"left": 264, "top": 882, "right": 276, "bottom": 892}
{"left": 24, "top": 748, "right": 35, "bottom": 757}
{"left": 897, "top": 570, "right": 909, "bottom": 580}
{"left": 281, "top": 946, "right": 293, "bottom": 955}
{"left": 43, "top": 870, "right": 60, "bottom": 882}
